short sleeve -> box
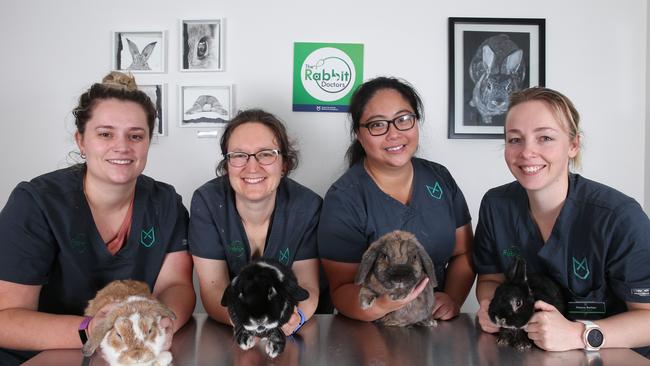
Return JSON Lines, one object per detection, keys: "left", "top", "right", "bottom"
{"left": 473, "top": 195, "right": 502, "bottom": 275}
{"left": 165, "top": 192, "right": 189, "bottom": 253}
{"left": 293, "top": 197, "right": 321, "bottom": 261}
{"left": 0, "top": 184, "right": 57, "bottom": 285}
{"left": 317, "top": 187, "right": 368, "bottom": 262}
{"left": 605, "top": 202, "right": 650, "bottom": 303}
{"left": 445, "top": 168, "right": 472, "bottom": 228}
{"left": 188, "top": 189, "right": 226, "bottom": 260}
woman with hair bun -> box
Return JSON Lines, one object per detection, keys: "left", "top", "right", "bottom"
{"left": 0, "top": 72, "right": 195, "bottom": 364}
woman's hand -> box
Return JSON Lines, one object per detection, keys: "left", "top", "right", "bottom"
{"left": 525, "top": 300, "right": 583, "bottom": 351}
{"left": 375, "top": 277, "right": 430, "bottom": 315}
{"left": 432, "top": 292, "right": 460, "bottom": 320}
{"left": 281, "top": 307, "right": 302, "bottom": 336}
{"left": 477, "top": 299, "right": 499, "bottom": 333}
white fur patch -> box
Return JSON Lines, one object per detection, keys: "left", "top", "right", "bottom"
{"left": 256, "top": 261, "right": 284, "bottom": 281}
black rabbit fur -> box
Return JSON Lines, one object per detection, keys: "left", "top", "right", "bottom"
{"left": 221, "top": 258, "right": 309, "bottom": 358}
{"left": 488, "top": 257, "right": 566, "bottom": 351}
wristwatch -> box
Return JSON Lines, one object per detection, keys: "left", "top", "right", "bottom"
{"left": 78, "top": 316, "right": 93, "bottom": 345}
{"left": 578, "top": 320, "right": 604, "bottom": 351}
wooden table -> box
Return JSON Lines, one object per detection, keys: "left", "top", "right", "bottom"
{"left": 23, "top": 314, "right": 650, "bottom": 365}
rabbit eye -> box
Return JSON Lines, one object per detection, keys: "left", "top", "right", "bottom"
{"left": 197, "top": 37, "right": 209, "bottom": 59}
{"left": 515, "top": 299, "right": 523, "bottom": 308}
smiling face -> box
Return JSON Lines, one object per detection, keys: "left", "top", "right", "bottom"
{"left": 75, "top": 98, "right": 150, "bottom": 187}
{"left": 356, "top": 88, "right": 419, "bottom": 170}
{"left": 504, "top": 100, "right": 579, "bottom": 194}
{"left": 226, "top": 122, "right": 283, "bottom": 204}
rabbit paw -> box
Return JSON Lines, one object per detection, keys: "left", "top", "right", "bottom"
{"left": 154, "top": 351, "right": 173, "bottom": 366}
{"left": 266, "top": 341, "right": 283, "bottom": 358}
{"left": 514, "top": 339, "right": 533, "bottom": 351}
{"left": 359, "top": 294, "right": 376, "bottom": 309}
{"left": 416, "top": 316, "right": 438, "bottom": 327}
{"left": 236, "top": 331, "right": 256, "bottom": 350}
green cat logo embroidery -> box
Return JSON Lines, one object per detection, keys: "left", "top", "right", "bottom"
{"left": 227, "top": 241, "right": 245, "bottom": 258}
{"left": 70, "top": 233, "right": 89, "bottom": 254}
{"left": 572, "top": 256, "right": 590, "bottom": 280}
{"left": 502, "top": 246, "right": 521, "bottom": 258}
{"left": 426, "top": 182, "right": 443, "bottom": 200}
{"left": 140, "top": 227, "right": 156, "bottom": 248}
{"left": 279, "top": 248, "right": 290, "bottom": 265}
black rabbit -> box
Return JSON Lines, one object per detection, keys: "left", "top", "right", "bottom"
{"left": 221, "top": 258, "right": 309, "bottom": 358}
{"left": 488, "top": 257, "right": 565, "bottom": 351}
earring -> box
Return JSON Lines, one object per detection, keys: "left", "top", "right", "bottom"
{"left": 80, "top": 152, "right": 86, "bottom": 159}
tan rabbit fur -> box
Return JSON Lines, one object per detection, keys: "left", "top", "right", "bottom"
{"left": 82, "top": 280, "right": 176, "bottom": 366}
{"left": 355, "top": 230, "right": 438, "bottom": 326}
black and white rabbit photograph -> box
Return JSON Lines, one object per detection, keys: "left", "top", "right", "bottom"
{"left": 355, "top": 230, "right": 438, "bottom": 327}
{"left": 113, "top": 31, "right": 164, "bottom": 73}
{"left": 488, "top": 257, "right": 566, "bottom": 351}
{"left": 465, "top": 32, "right": 528, "bottom": 126}
{"left": 181, "top": 19, "right": 222, "bottom": 71}
{"left": 221, "top": 258, "right": 309, "bottom": 358}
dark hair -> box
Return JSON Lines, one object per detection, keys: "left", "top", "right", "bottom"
{"left": 507, "top": 86, "right": 582, "bottom": 170}
{"left": 72, "top": 71, "right": 157, "bottom": 139}
{"left": 345, "top": 77, "right": 424, "bottom": 167}
{"left": 216, "top": 109, "right": 299, "bottom": 176}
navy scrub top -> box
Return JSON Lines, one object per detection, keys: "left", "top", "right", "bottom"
{"left": 318, "top": 158, "right": 471, "bottom": 289}
{"left": 473, "top": 173, "right": 650, "bottom": 319}
{"left": 188, "top": 176, "right": 322, "bottom": 278}
{"left": 0, "top": 166, "right": 189, "bottom": 316}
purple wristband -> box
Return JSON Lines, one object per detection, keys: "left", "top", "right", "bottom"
{"left": 78, "top": 316, "right": 92, "bottom": 344}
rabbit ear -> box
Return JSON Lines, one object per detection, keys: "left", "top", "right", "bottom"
{"left": 221, "top": 283, "right": 233, "bottom": 307}
{"left": 126, "top": 38, "right": 141, "bottom": 57}
{"left": 82, "top": 317, "right": 113, "bottom": 356}
{"left": 355, "top": 242, "right": 381, "bottom": 285}
{"left": 285, "top": 276, "right": 309, "bottom": 302}
{"left": 507, "top": 257, "right": 527, "bottom": 283}
{"left": 481, "top": 45, "right": 496, "bottom": 71}
{"left": 416, "top": 244, "right": 438, "bottom": 288}
{"left": 141, "top": 41, "right": 157, "bottom": 60}
{"left": 503, "top": 49, "right": 523, "bottom": 74}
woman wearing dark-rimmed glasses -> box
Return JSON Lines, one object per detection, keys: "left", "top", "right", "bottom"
{"left": 189, "top": 109, "right": 321, "bottom": 336}
{"left": 318, "top": 77, "right": 475, "bottom": 322}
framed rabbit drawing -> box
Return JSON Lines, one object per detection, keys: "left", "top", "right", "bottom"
{"left": 140, "top": 83, "right": 167, "bottom": 136}
{"left": 448, "top": 18, "right": 545, "bottom": 139}
{"left": 180, "top": 18, "right": 225, "bottom": 72}
{"left": 179, "top": 84, "right": 232, "bottom": 127}
{"left": 112, "top": 31, "right": 166, "bottom": 73}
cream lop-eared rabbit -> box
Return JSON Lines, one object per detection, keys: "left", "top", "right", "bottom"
{"left": 82, "top": 280, "right": 176, "bottom": 366}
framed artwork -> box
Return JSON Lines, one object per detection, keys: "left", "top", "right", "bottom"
{"left": 448, "top": 17, "right": 545, "bottom": 139}
{"left": 179, "top": 85, "right": 232, "bottom": 127}
{"left": 180, "top": 19, "right": 224, "bottom": 71}
{"left": 140, "top": 84, "right": 166, "bottom": 136}
{"left": 112, "top": 31, "right": 166, "bottom": 73}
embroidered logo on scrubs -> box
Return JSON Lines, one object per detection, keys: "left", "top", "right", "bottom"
{"left": 426, "top": 182, "right": 443, "bottom": 200}
{"left": 227, "top": 241, "right": 245, "bottom": 258}
{"left": 502, "top": 246, "right": 521, "bottom": 258}
{"left": 140, "top": 227, "right": 156, "bottom": 248}
{"left": 572, "top": 256, "right": 590, "bottom": 280}
{"left": 71, "top": 233, "right": 89, "bottom": 254}
{"left": 278, "top": 248, "right": 290, "bottom": 265}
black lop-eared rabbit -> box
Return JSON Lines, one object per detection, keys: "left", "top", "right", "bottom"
{"left": 488, "top": 257, "right": 566, "bottom": 351}
{"left": 221, "top": 258, "right": 309, "bottom": 358}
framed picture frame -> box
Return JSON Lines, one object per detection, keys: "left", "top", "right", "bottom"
{"left": 140, "top": 83, "right": 167, "bottom": 136}
{"left": 179, "top": 85, "right": 232, "bottom": 127}
{"left": 112, "top": 30, "right": 166, "bottom": 73}
{"left": 180, "top": 18, "right": 224, "bottom": 72}
{"left": 448, "top": 17, "right": 545, "bottom": 139}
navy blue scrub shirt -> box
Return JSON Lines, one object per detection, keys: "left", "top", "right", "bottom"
{"left": 474, "top": 173, "right": 650, "bottom": 320}
{"left": 318, "top": 158, "right": 471, "bottom": 289}
{"left": 0, "top": 166, "right": 188, "bottom": 362}
{"left": 188, "top": 176, "right": 322, "bottom": 278}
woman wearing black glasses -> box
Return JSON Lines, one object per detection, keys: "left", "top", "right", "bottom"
{"left": 318, "top": 77, "right": 475, "bottom": 322}
{"left": 189, "top": 109, "right": 321, "bottom": 336}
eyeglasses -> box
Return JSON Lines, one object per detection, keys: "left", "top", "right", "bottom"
{"left": 225, "top": 149, "right": 281, "bottom": 167}
{"left": 359, "top": 113, "right": 417, "bottom": 136}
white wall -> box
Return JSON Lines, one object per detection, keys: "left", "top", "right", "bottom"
{"left": 1, "top": 0, "right": 647, "bottom": 314}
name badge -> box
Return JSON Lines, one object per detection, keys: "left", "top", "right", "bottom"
{"left": 567, "top": 301, "right": 606, "bottom": 320}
